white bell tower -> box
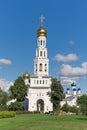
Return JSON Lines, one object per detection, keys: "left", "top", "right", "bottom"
{"left": 34, "top": 16, "right": 49, "bottom": 76}
{"left": 26, "top": 16, "right": 53, "bottom": 113}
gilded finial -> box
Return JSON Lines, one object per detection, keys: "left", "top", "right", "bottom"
{"left": 37, "top": 15, "right": 47, "bottom": 37}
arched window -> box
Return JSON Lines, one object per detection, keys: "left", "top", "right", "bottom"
{"left": 45, "top": 64, "right": 47, "bottom": 66}
{"left": 45, "top": 64, "right": 47, "bottom": 72}
{"left": 41, "top": 40, "right": 42, "bottom": 45}
{"left": 40, "top": 51, "right": 42, "bottom": 56}
{"left": 39, "top": 63, "right": 42, "bottom": 71}
{"left": 43, "top": 80, "right": 44, "bottom": 84}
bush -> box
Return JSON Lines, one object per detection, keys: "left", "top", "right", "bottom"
{"left": 0, "top": 111, "right": 16, "bottom": 118}
{"left": 8, "top": 101, "right": 23, "bottom": 111}
{"left": 80, "top": 105, "right": 87, "bottom": 115}
{"left": 61, "top": 104, "right": 79, "bottom": 114}
{"left": 69, "top": 106, "right": 79, "bottom": 114}
{"left": 61, "top": 103, "right": 69, "bottom": 113}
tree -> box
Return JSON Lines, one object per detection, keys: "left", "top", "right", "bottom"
{"left": 61, "top": 104, "right": 79, "bottom": 114}
{"left": 0, "top": 89, "right": 8, "bottom": 105}
{"left": 69, "top": 106, "right": 79, "bottom": 114}
{"left": 8, "top": 101, "right": 23, "bottom": 111}
{"left": 48, "top": 78, "right": 64, "bottom": 111}
{"left": 77, "top": 94, "right": 87, "bottom": 115}
{"left": 10, "top": 76, "right": 28, "bottom": 102}
{"left": 0, "top": 89, "right": 8, "bottom": 110}
{"left": 61, "top": 103, "right": 69, "bottom": 113}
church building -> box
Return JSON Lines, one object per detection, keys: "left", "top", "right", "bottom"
{"left": 23, "top": 16, "right": 53, "bottom": 113}
{"left": 60, "top": 82, "right": 82, "bottom": 107}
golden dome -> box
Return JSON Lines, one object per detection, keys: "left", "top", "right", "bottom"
{"left": 37, "top": 26, "right": 47, "bottom": 37}
{"left": 23, "top": 72, "right": 30, "bottom": 79}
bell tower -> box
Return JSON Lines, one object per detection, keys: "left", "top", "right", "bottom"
{"left": 26, "top": 16, "right": 53, "bottom": 113}
{"left": 34, "top": 16, "right": 49, "bottom": 76}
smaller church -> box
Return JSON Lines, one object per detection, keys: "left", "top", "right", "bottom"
{"left": 60, "top": 82, "right": 82, "bottom": 107}
{"left": 23, "top": 16, "right": 53, "bottom": 113}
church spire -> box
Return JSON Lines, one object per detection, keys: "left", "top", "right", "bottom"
{"left": 37, "top": 15, "right": 47, "bottom": 37}
{"left": 34, "top": 16, "right": 49, "bottom": 76}
{"left": 39, "top": 15, "right": 45, "bottom": 27}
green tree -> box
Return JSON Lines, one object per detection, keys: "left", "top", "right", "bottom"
{"left": 61, "top": 103, "right": 69, "bottom": 113}
{"left": 0, "top": 89, "right": 8, "bottom": 105}
{"left": 0, "top": 89, "right": 8, "bottom": 110}
{"left": 8, "top": 101, "right": 23, "bottom": 111}
{"left": 61, "top": 104, "right": 79, "bottom": 114}
{"left": 77, "top": 94, "right": 87, "bottom": 115}
{"left": 48, "top": 78, "right": 64, "bottom": 111}
{"left": 10, "top": 76, "right": 28, "bottom": 102}
{"left": 69, "top": 106, "right": 79, "bottom": 114}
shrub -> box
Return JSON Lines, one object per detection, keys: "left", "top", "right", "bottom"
{"left": 0, "top": 111, "right": 16, "bottom": 118}
{"left": 61, "top": 103, "right": 69, "bottom": 113}
{"left": 80, "top": 105, "right": 87, "bottom": 115}
{"left": 69, "top": 106, "right": 79, "bottom": 114}
{"left": 8, "top": 101, "right": 23, "bottom": 111}
{"left": 61, "top": 104, "right": 79, "bottom": 114}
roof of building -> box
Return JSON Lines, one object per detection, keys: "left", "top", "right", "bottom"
{"left": 23, "top": 72, "right": 30, "bottom": 79}
{"left": 63, "top": 96, "right": 75, "bottom": 101}
{"left": 37, "top": 26, "right": 47, "bottom": 37}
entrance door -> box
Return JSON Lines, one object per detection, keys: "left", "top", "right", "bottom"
{"left": 37, "top": 99, "right": 44, "bottom": 112}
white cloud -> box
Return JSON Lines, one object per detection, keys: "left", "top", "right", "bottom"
{"left": 68, "top": 40, "right": 75, "bottom": 45}
{"left": 60, "top": 76, "right": 78, "bottom": 86}
{"left": 0, "top": 79, "right": 13, "bottom": 93}
{"left": 0, "top": 59, "right": 12, "bottom": 65}
{"left": 60, "top": 62, "right": 87, "bottom": 77}
{"left": 54, "top": 54, "right": 78, "bottom": 62}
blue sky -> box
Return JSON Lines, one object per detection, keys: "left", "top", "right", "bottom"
{"left": 0, "top": 0, "right": 87, "bottom": 93}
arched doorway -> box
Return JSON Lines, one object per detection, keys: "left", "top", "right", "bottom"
{"left": 37, "top": 99, "right": 44, "bottom": 112}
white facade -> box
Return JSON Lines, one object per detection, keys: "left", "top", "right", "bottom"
{"left": 60, "top": 82, "right": 82, "bottom": 107}
{"left": 24, "top": 18, "right": 53, "bottom": 113}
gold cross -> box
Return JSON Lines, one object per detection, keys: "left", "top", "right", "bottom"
{"left": 40, "top": 15, "right": 45, "bottom": 26}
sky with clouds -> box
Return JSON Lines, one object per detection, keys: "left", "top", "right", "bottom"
{"left": 0, "top": 0, "right": 87, "bottom": 93}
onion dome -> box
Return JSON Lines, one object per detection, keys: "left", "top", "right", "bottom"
{"left": 67, "top": 88, "right": 70, "bottom": 91}
{"left": 37, "top": 26, "right": 47, "bottom": 37}
{"left": 23, "top": 72, "right": 30, "bottom": 79}
{"left": 77, "top": 88, "right": 81, "bottom": 91}
{"left": 73, "top": 88, "right": 76, "bottom": 91}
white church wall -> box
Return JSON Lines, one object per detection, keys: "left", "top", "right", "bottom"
{"left": 30, "top": 77, "right": 51, "bottom": 88}
{"left": 24, "top": 16, "right": 53, "bottom": 113}
{"left": 27, "top": 87, "right": 53, "bottom": 112}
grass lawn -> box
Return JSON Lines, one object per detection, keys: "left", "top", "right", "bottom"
{"left": 0, "top": 114, "right": 87, "bottom": 130}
